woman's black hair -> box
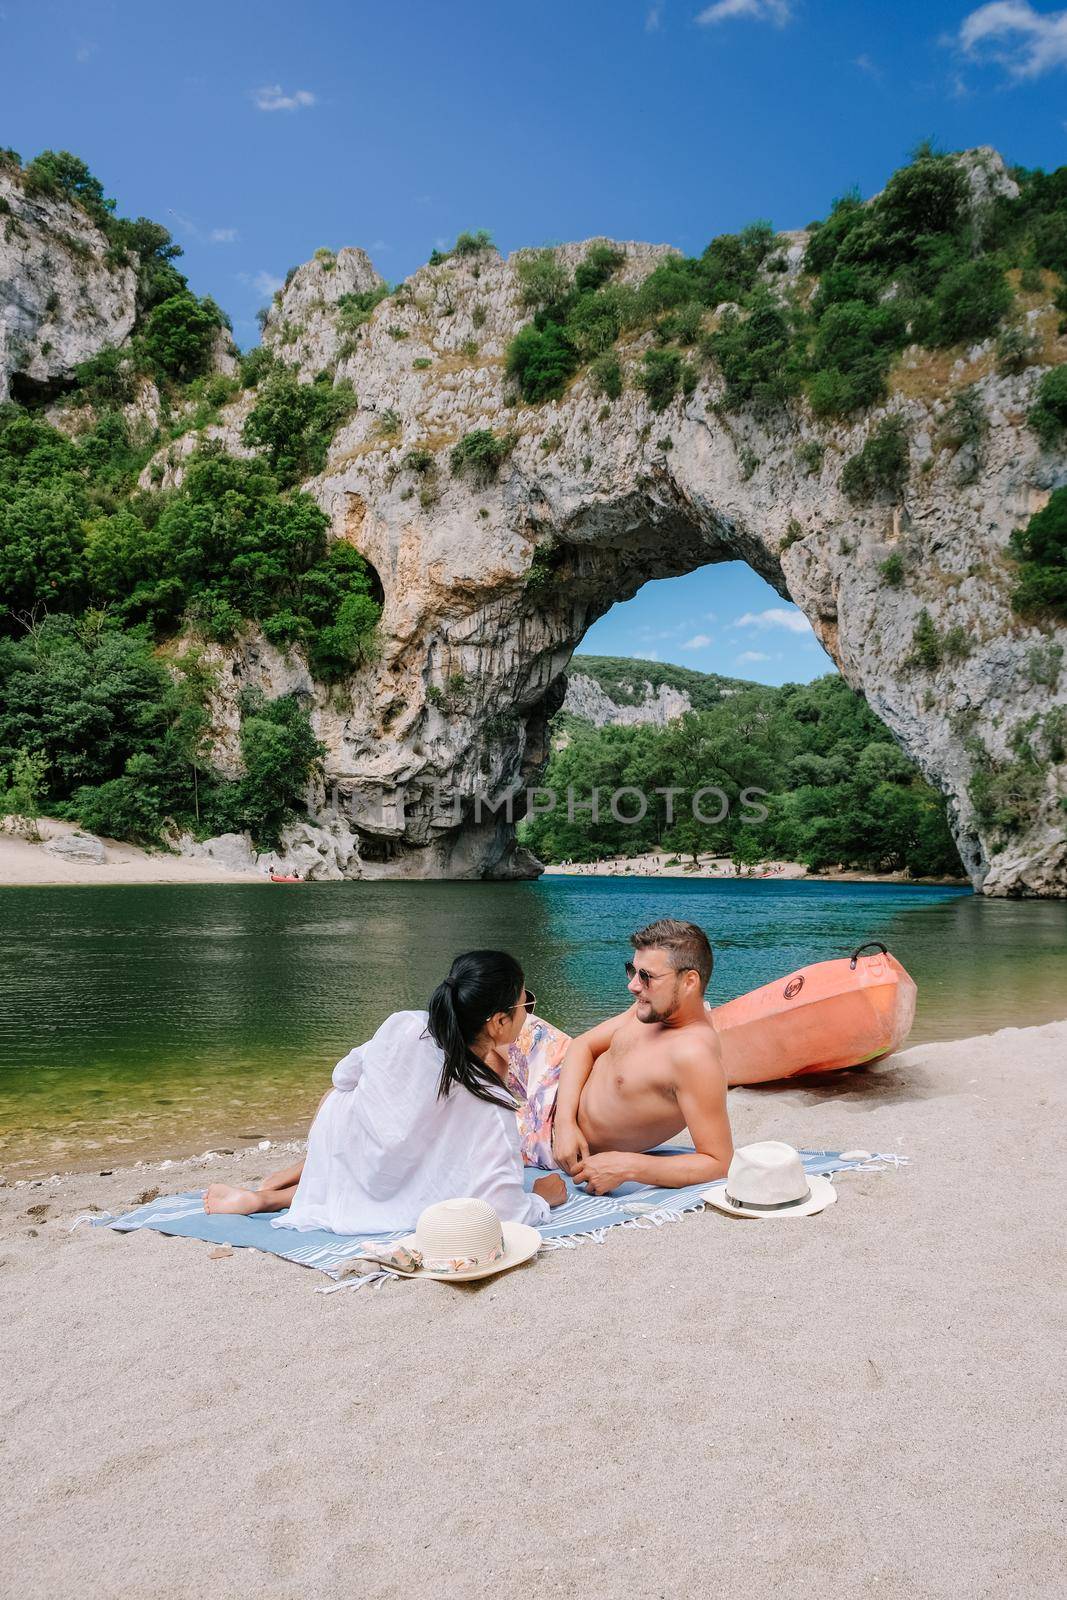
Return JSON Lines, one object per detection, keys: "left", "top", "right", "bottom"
{"left": 426, "top": 949, "right": 524, "bottom": 1109}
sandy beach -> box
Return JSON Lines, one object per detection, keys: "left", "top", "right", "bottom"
{"left": 3, "top": 1017, "right": 1063, "bottom": 1599}
{"left": 542, "top": 849, "right": 969, "bottom": 885}
{"left": 0, "top": 819, "right": 266, "bottom": 887}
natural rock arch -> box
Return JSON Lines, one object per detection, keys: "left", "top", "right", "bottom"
{"left": 153, "top": 197, "right": 1065, "bottom": 895}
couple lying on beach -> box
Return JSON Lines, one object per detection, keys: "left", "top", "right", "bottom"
{"left": 204, "top": 917, "right": 734, "bottom": 1232}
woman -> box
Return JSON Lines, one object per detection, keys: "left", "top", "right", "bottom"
{"left": 203, "top": 950, "right": 567, "bottom": 1231}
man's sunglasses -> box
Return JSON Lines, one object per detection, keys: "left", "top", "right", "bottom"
{"left": 625, "top": 961, "right": 693, "bottom": 987}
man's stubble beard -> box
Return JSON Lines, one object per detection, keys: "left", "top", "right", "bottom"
{"left": 636, "top": 985, "right": 682, "bottom": 1025}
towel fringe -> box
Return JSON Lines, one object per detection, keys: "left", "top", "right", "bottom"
{"left": 317, "top": 1267, "right": 398, "bottom": 1294}
{"left": 70, "top": 1212, "right": 110, "bottom": 1232}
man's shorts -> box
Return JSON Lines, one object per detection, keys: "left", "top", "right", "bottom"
{"left": 505, "top": 1014, "right": 573, "bottom": 1169}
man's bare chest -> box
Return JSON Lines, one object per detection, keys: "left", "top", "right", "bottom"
{"left": 598, "top": 1026, "right": 675, "bottom": 1099}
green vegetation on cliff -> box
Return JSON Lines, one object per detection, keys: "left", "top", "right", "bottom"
{"left": 0, "top": 151, "right": 379, "bottom": 847}
{"left": 569, "top": 654, "right": 751, "bottom": 710}
{"left": 521, "top": 669, "right": 963, "bottom": 878}
{"left": 503, "top": 147, "right": 1067, "bottom": 458}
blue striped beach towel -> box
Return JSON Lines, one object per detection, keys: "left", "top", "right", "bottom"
{"left": 93, "top": 1149, "right": 905, "bottom": 1291}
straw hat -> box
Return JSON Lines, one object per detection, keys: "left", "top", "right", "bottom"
{"left": 704, "top": 1141, "right": 837, "bottom": 1220}
{"left": 398, "top": 1197, "right": 542, "bottom": 1281}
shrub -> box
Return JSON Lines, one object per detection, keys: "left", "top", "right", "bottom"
{"left": 242, "top": 372, "right": 356, "bottom": 485}
{"left": 1009, "top": 486, "right": 1067, "bottom": 620}
{"left": 573, "top": 244, "right": 624, "bottom": 294}
{"left": 506, "top": 322, "right": 578, "bottom": 402}
{"left": 1026, "top": 643, "right": 1063, "bottom": 688}
{"left": 450, "top": 428, "right": 514, "bottom": 484}
{"left": 806, "top": 299, "right": 905, "bottom": 416}
{"left": 238, "top": 344, "right": 281, "bottom": 389}
{"left": 403, "top": 447, "right": 435, "bottom": 474}
{"left": 879, "top": 552, "right": 905, "bottom": 586}
{"left": 336, "top": 284, "right": 390, "bottom": 333}
{"left": 141, "top": 292, "right": 221, "bottom": 382}
{"left": 637, "top": 348, "right": 682, "bottom": 412}
{"left": 796, "top": 440, "right": 824, "bottom": 475}
{"left": 996, "top": 324, "right": 1037, "bottom": 376}
{"left": 1028, "top": 367, "right": 1067, "bottom": 449}
{"left": 704, "top": 291, "right": 799, "bottom": 413}
{"left": 941, "top": 387, "right": 987, "bottom": 485}
{"left": 907, "top": 609, "right": 943, "bottom": 671}
{"left": 840, "top": 417, "right": 909, "bottom": 503}
{"left": 590, "top": 352, "right": 622, "bottom": 400}
{"left": 0, "top": 748, "right": 49, "bottom": 838}
{"left": 453, "top": 229, "right": 494, "bottom": 257}
{"left": 73, "top": 347, "right": 137, "bottom": 407}
{"left": 918, "top": 257, "right": 1012, "bottom": 347}
{"left": 23, "top": 149, "right": 115, "bottom": 227}
{"left": 515, "top": 249, "right": 571, "bottom": 309}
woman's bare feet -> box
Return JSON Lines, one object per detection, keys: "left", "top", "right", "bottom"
{"left": 204, "top": 1184, "right": 264, "bottom": 1216}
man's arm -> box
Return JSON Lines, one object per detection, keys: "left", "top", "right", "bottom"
{"left": 552, "top": 1006, "right": 634, "bottom": 1173}
{"left": 573, "top": 1032, "right": 733, "bottom": 1192}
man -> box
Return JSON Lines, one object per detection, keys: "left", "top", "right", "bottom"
{"left": 511, "top": 919, "right": 733, "bottom": 1194}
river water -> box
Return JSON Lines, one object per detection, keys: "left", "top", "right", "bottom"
{"left": 2, "top": 877, "right": 1065, "bottom": 1177}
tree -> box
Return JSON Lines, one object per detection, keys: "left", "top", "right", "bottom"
{"left": 141, "top": 292, "right": 220, "bottom": 381}
{"left": 0, "top": 748, "right": 49, "bottom": 839}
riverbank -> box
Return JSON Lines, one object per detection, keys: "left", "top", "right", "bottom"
{"left": 0, "top": 818, "right": 265, "bottom": 887}
{"left": 3, "top": 1016, "right": 1062, "bottom": 1598}
{"left": 543, "top": 849, "right": 970, "bottom": 886}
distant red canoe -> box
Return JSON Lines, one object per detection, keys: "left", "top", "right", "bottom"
{"left": 708, "top": 942, "right": 917, "bottom": 1085}
{"left": 269, "top": 871, "right": 303, "bottom": 884}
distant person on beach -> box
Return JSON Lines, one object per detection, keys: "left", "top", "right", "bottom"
{"left": 508, "top": 919, "right": 732, "bottom": 1194}
{"left": 203, "top": 951, "right": 567, "bottom": 1231}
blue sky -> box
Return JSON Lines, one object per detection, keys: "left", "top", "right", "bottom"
{"left": 5, "top": 0, "right": 1065, "bottom": 682}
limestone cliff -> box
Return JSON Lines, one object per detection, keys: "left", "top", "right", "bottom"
{"left": 6, "top": 149, "right": 1067, "bottom": 894}
{"left": 0, "top": 165, "right": 136, "bottom": 403}
{"left": 206, "top": 168, "right": 1064, "bottom": 894}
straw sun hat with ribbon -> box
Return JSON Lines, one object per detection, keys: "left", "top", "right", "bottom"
{"left": 704, "top": 1140, "right": 837, "bottom": 1219}
{"left": 346, "top": 1197, "right": 541, "bottom": 1283}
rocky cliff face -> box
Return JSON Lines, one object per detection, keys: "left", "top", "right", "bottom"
{"left": 0, "top": 166, "right": 136, "bottom": 403}
{"left": 209, "top": 177, "right": 1064, "bottom": 894}
{"left": 7, "top": 152, "right": 1067, "bottom": 893}
{"left": 562, "top": 672, "right": 694, "bottom": 728}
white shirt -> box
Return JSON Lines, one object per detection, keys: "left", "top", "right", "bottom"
{"left": 272, "top": 1010, "right": 549, "bottom": 1235}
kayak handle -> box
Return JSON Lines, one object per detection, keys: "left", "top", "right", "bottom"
{"left": 849, "top": 941, "right": 888, "bottom": 969}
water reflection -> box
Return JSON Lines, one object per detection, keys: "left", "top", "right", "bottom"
{"left": 1, "top": 878, "right": 1064, "bottom": 1176}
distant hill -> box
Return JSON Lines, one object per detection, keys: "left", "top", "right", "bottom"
{"left": 562, "top": 655, "right": 755, "bottom": 728}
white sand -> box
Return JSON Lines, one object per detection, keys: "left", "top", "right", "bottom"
{"left": 2, "top": 1018, "right": 1063, "bottom": 1598}
{"left": 542, "top": 849, "right": 967, "bottom": 885}
{"left": 0, "top": 818, "right": 264, "bottom": 887}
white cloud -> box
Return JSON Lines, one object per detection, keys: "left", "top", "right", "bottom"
{"left": 854, "top": 52, "right": 880, "bottom": 77}
{"left": 369, "top": 239, "right": 390, "bottom": 252}
{"left": 646, "top": 3, "right": 665, "bottom": 29}
{"left": 632, "top": 648, "right": 660, "bottom": 661}
{"left": 733, "top": 606, "right": 814, "bottom": 635}
{"left": 209, "top": 227, "right": 238, "bottom": 244}
{"left": 75, "top": 42, "right": 96, "bottom": 63}
{"left": 695, "top": 0, "right": 793, "bottom": 27}
{"left": 249, "top": 270, "right": 284, "bottom": 297}
{"left": 682, "top": 633, "right": 713, "bottom": 649}
{"left": 737, "top": 650, "right": 771, "bottom": 663}
{"left": 956, "top": 2, "right": 1067, "bottom": 78}
{"left": 253, "top": 83, "right": 317, "bottom": 112}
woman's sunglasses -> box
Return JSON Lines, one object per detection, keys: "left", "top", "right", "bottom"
{"left": 513, "top": 989, "right": 537, "bottom": 1014}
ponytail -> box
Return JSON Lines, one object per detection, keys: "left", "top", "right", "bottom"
{"left": 426, "top": 950, "right": 524, "bottom": 1109}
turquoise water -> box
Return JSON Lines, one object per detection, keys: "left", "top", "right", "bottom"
{"left": 2, "top": 877, "right": 1065, "bottom": 1175}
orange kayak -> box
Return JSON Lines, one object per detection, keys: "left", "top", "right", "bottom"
{"left": 708, "top": 942, "right": 917, "bottom": 1085}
